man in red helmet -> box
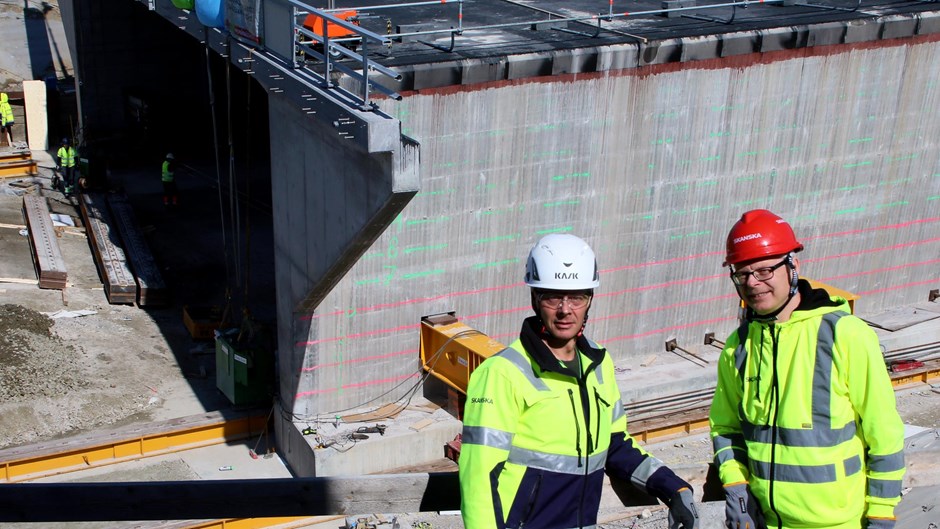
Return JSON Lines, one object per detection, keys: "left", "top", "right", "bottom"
{"left": 708, "top": 210, "right": 905, "bottom": 529}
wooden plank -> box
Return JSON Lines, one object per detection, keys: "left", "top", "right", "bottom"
{"left": 106, "top": 194, "right": 169, "bottom": 306}
{"left": 0, "top": 409, "right": 269, "bottom": 483}
{"left": 79, "top": 193, "right": 137, "bottom": 304}
{"left": 0, "top": 159, "right": 38, "bottom": 178}
{"left": 0, "top": 277, "right": 38, "bottom": 285}
{"left": 22, "top": 195, "right": 67, "bottom": 290}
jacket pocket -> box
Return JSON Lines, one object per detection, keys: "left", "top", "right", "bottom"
{"left": 506, "top": 467, "right": 542, "bottom": 528}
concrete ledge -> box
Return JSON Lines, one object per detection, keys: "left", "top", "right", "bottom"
{"left": 680, "top": 34, "right": 721, "bottom": 62}
{"left": 413, "top": 62, "right": 462, "bottom": 90}
{"left": 882, "top": 13, "right": 919, "bottom": 39}
{"left": 760, "top": 26, "right": 809, "bottom": 51}
{"left": 845, "top": 18, "right": 882, "bottom": 44}
{"left": 462, "top": 58, "right": 508, "bottom": 85}
{"left": 916, "top": 10, "right": 940, "bottom": 35}
{"left": 616, "top": 350, "right": 720, "bottom": 406}
{"left": 639, "top": 38, "right": 683, "bottom": 66}
{"left": 506, "top": 52, "right": 555, "bottom": 80}
{"left": 313, "top": 411, "right": 462, "bottom": 476}
{"left": 720, "top": 30, "right": 760, "bottom": 57}
{"left": 596, "top": 44, "right": 640, "bottom": 71}
{"left": 552, "top": 48, "right": 599, "bottom": 75}
{"left": 806, "top": 20, "right": 846, "bottom": 46}
{"left": 276, "top": 403, "right": 462, "bottom": 477}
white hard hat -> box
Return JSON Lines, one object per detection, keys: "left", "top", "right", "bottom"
{"left": 524, "top": 234, "right": 600, "bottom": 290}
{"left": 166, "top": 153, "right": 175, "bottom": 160}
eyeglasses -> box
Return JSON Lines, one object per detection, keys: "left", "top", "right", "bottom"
{"left": 730, "top": 258, "right": 788, "bottom": 286}
{"left": 537, "top": 292, "right": 591, "bottom": 310}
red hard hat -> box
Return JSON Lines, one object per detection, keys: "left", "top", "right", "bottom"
{"left": 723, "top": 209, "right": 803, "bottom": 266}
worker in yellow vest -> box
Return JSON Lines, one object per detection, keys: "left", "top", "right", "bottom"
{"left": 709, "top": 210, "right": 905, "bottom": 529}
{"left": 56, "top": 138, "right": 77, "bottom": 196}
{"left": 161, "top": 153, "right": 178, "bottom": 207}
{"left": 460, "top": 234, "right": 699, "bottom": 529}
{"left": 1, "top": 93, "right": 14, "bottom": 146}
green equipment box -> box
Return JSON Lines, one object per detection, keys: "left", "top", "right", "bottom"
{"left": 215, "top": 330, "right": 274, "bottom": 406}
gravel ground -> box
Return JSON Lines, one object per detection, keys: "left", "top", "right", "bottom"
{"left": 0, "top": 298, "right": 219, "bottom": 449}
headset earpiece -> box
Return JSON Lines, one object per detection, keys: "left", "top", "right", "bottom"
{"left": 787, "top": 253, "right": 799, "bottom": 295}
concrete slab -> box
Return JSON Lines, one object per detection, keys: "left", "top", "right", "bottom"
{"left": 280, "top": 400, "right": 462, "bottom": 477}
{"left": 862, "top": 304, "right": 940, "bottom": 331}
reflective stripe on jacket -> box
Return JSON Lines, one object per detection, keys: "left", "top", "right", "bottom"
{"left": 57, "top": 146, "right": 76, "bottom": 167}
{"left": 460, "top": 316, "right": 688, "bottom": 529}
{"left": 709, "top": 281, "right": 905, "bottom": 529}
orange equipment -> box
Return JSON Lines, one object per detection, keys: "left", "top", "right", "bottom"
{"left": 302, "top": 10, "right": 359, "bottom": 39}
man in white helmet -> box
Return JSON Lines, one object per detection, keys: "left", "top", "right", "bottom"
{"left": 459, "top": 234, "right": 700, "bottom": 529}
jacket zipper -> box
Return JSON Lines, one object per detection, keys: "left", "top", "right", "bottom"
{"left": 593, "top": 388, "right": 609, "bottom": 451}
{"left": 768, "top": 324, "right": 783, "bottom": 529}
{"left": 518, "top": 472, "right": 542, "bottom": 529}
{"left": 567, "top": 389, "right": 583, "bottom": 467}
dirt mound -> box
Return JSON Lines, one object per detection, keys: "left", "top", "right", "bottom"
{"left": 0, "top": 304, "right": 88, "bottom": 401}
{"left": 0, "top": 300, "right": 191, "bottom": 449}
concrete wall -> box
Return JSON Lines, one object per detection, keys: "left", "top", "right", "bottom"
{"left": 294, "top": 37, "right": 940, "bottom": 416}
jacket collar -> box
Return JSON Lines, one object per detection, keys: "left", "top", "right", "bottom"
{"left": 746, "top": 279, "right": 846, "bottom": 324}
{"left": 519, "top": 316, "right": 606, "bottom": 376}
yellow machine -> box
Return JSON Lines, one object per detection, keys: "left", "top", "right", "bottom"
{"left": 419, "top": 312, "right": 506, "bottom": 418}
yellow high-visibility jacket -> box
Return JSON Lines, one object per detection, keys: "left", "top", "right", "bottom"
{"left": 0, "top": 93, "right": 13, "bottom": 126}
{"left": 162, "top": 160, "right": 175, "bottom": 182}
{"left": 57, "top": 146, "right": 76, "bottom": 168}
{"left": 460, "top": 316, "right": 689, "bottom": 529}
{"left": 709, "top": 281, "right": 905, "bottom": 529}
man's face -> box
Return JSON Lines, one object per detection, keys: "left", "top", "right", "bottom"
{"left": 731, "top": 255, "right": 798, "bottom": 315}
{"left": 534, "top": 289, "right": 592, "bottom": 343}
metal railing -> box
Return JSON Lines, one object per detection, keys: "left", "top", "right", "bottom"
{"left": 284, "top": 0, "right": 882, "bottom": 110}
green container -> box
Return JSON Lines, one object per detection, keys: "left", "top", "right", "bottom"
{"left": 215, "top": 331, "right": 274, "bottom": 406}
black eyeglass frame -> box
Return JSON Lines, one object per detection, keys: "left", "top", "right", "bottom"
{"left": 729, "top": 257, "right": 789, "bottom": 286}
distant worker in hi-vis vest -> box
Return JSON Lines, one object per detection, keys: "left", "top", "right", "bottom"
{"left": 0, "top": 92, "right": 14, "bottom": 145}
{"left": 56, "top": 137, "right": 77, "bottom": 196}
{"left": 460, "top": 233, "right": 700, "bottom": 529}
{"left": 709, "top": 210, "right": 905, "bottom": 529}
{"left": 162, "top": 152, "right": 178, "bottom": 207}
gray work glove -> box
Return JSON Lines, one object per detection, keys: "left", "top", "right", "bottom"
{"left": 865, "top": 519, "right": 896, "bottom": 529}
{"left": 667, "top": 488, "right": 700, "bottom": 529}
{"left": 724, "top": 483, "right": 766, "bottom": 529}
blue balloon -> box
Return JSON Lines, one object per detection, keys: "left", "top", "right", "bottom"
{"left": 195, "top": 0, "right": 225, "bottom": 28}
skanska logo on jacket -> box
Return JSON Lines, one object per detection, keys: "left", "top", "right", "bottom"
{"left": 470, "top": 397, "right": 494, "bottom": 404}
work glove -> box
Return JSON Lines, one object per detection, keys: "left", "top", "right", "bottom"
{"left": 667, "top": 487, "right": 700, "bottom": 529}
{"left": 724, "top": 482, "right": 766, "bottom": 529}
{"left": 865, "top": 518, "right": 896, "bottom": 529}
